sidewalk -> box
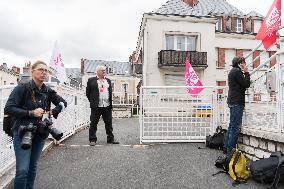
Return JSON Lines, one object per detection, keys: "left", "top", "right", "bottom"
{"left": 25, "top": 118, "right": 283, "bottom": 188}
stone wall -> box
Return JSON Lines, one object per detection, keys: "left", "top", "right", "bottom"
{"left": 238, "top": 128, "right": 284, "bottom": 160}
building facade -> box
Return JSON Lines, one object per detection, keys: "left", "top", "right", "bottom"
{"left": 132, "top": 0, "right": 279, "bottom": 98}
{"left": 0, "top": 63, "right": 19, "bottom": 85}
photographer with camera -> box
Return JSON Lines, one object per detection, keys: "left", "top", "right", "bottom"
{"left": 4, "top": 61, "right": 67, "bottom": 189}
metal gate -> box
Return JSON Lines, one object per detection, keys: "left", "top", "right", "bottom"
{"left": 139, "top": 86, "right": 218, "bottom": 143}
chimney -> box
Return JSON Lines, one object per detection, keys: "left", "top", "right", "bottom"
{"left": 183, "top": 0, "right": 199, "bottom": 7}
{"left": 12, "top": 66, "right": 20, "bottom": 74}
{"left": 80, "top": 58, "right": 85, "bottom": 75}
{"left": 23, "top": 62, "right": 32, "bottom": 75}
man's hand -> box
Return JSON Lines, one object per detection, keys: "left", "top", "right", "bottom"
{"left": 33, "top": 108, "right": 44, "bottom": 117}
{"left": 241, "top": 64, "right": 249, "bottom": 73}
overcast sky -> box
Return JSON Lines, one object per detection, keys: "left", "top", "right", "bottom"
{"left": 0, "top": 0, "right": 277, "bottom": 69}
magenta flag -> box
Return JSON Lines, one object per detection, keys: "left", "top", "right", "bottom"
{"left": 185, "top": 56, "right": 203, "bottom": 95}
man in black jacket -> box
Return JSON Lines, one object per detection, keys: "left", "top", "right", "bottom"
{"left": 224, "top": 57, "right": 250, "bottom": 152}
{"left": 86, "top": 65, "right": 119, "bottom": 146}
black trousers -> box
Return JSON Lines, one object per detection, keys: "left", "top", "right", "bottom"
{"left": 89, "top": 107, "right": 114, "bottom": 142}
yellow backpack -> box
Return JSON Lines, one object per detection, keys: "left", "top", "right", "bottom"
{"left": 214, "top": 148, "right": 250, "bottom": 185}
{"left": 228, "top": 148, "right": 250, "bottom": 182}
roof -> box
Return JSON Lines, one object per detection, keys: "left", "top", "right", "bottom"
{"left": 152, "top": 0, "right": 251, "bottom": 17}
{"left": 66, "top": 68, "right": 81, "bottom": 78}
{"left": 246, "top": 11, "right": 264, "bottom": 19}
{"left": 83, "top": 59, "right": 132, "bottom": 76}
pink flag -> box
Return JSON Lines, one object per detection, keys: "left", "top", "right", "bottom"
{"left": 185, "top": 56, "right": 203, "bottom": 95}
{"left": 256, "top": 0, "right": 281, "bottom": 49}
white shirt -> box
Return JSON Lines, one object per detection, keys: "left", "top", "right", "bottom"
{"left": 97, "top": 79, "right": 110, "bottom": 107}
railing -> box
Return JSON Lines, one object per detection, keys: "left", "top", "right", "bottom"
{"left": 112, "top": 92, "right": 139, "bottom": 117}
{"left": 0, "top": 83, "right": 90, "bottom": 177}
{"left": 140, "top": 86, "right": 217, "bottom": 143}
{"left": 158, "top": 50, "right": 207, "bottom": 68}
{"left": 216, "top": 52, "right": 284, "bottom": 134}
{"left": 112, "top": 92, "right": 137, "bottom": 106}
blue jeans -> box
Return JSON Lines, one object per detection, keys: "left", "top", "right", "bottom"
{"left": 13, "top": 129, "right": 45, "bottom": 189}
{"left": 224, "top": 104, "right": 244, "bottom": 151}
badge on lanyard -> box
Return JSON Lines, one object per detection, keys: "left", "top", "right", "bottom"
{"left": 99, "top": 87, "right": 104, "bottom": 93}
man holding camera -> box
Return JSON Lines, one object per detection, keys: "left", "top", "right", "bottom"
{"left": 4, "top": 61, "right": 67, "bottom": 189}
{"left": 86, "top": 65, "right": 119, "bottom": 146}
{"left": 224, "top": 57, "right": 250, "bottom": 153}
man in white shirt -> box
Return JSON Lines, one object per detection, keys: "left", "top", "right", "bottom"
{"left": 86, "top": 65, "right": 119, "bottom": 146}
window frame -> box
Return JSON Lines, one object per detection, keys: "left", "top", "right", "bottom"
{"left": 235, "top": 18, "right": 243, "bottom": 33}
{"left": 215, "top": 17, "right": 222, "bottom": 31}
{"left": 165, "top": 34, "right": 198, "bottom": 51}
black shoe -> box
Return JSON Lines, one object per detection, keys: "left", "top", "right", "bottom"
{"left": 89, "top": 141, "right": 96, "bottom": 146}
{"left": 107, "top": 140, "right": 119, "bottom": 144}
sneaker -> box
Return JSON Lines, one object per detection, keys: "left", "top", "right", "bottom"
{"left": 89, "top": 141, "right": 96, "bottom": 146}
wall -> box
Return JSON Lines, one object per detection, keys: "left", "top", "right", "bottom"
{"left": 0, "top": 70, "right": 18, "bottom": 85}
{"left": 144, "top": 16, "right": 216, "bottom": 87}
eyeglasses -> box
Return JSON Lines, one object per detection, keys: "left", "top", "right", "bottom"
{"left": 34, "top": 68, "right": 49, "bottom": 73}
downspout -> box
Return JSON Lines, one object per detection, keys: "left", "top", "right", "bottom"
{"left": 142, "top": 15, "right": 147, "bottom": 86}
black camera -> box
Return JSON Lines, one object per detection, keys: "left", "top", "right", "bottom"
{"left": 39, "top": 118, "right": 63, "bottom": 141}
{"left": 18, "top": 123, "right": 37, "bottom": 150}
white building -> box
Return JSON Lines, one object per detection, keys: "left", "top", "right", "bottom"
{"left": 0, "top": 63, "right": 19, "bottom": 85}
{"left": 133, "top": 0, "right": 279, "bottom": 98}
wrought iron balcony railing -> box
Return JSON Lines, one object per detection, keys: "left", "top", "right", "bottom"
{"left": 158, "top": 50, "right": 207, "bottom": 68}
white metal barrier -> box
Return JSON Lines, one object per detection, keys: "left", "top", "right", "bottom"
{"left": 0, "top": 83, "right": 90, "bottom": 178}
{"left": 140, "top": 86, "right": 218, "bottom": 143}
{"left": 217, "top": 53, "right": 284, "bottom": 135}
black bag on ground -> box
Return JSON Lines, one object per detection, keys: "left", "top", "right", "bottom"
{"left": 206, "top": 126, "right": 226, "bottom": 149}
{"left": 250, "top": 151, "right": 284, "bottom": 189}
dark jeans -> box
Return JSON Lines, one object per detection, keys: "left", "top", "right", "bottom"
{"left": 89, "top": 107, "right": 114, "bottom": 142}
{"left": 13, "top": 129, "right": 45, "bottom": 189}
{"left": 224, "top": 104, "right": 244, "bottom": 151}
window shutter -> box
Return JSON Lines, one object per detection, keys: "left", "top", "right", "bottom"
{"left": 217, "top": 81, "right": 226, "bottom": 94}
{"left": 218, "top": 48, "right": 225, "bottom": 68}
{"left": 231, "top": 17, "right": 235, "bottom": 32}
{"left": 242, "top": 17, "right": 247, "bottom": 32}
{"left": 253, "top": 50, "right": 261, "bottom": 68}
{"left": 236, "top": 49, "right": 243, "bottom": 57}
{"left": 269, "top": 51, "right": 277, "bottom": 67}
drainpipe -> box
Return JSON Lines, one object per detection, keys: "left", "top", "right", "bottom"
{"left": 142, "top": 16, "right": 147, "bottom": 86}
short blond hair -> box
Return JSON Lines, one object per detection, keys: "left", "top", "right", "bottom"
{"left": 31, "top": 61, "right": 47, "bottom": 70}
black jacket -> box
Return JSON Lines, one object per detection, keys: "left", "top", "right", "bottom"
{"left": 4, "top": 80, "right": 67, "bottom": 137}
{"left": 86, "top": 77, "right": 112, "bottom": 109}
{"left": 227, "top": 67, "right": 250, "bottom": 105}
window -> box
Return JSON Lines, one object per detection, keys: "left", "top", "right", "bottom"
{"left": 234, "top": 18, "right": 243, "bottom": 33}
{"left": 3, "top": 81, "right": 6, "bottom": 85}
{"left": 166, "top": 35, "right": 174, "bottom": 50}
{"left": 166, "top": 35, "right": 197, "bottom": 51}
{"left": 215, "top": 17, "right": 222, "bottom": 31}
{"left": 254, "top": 20, "right": 262, "bottom": 34}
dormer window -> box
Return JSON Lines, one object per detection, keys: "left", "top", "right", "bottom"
{"left": 234, "top": 18, "right": 243, "bottom": 33}
{"left": 215, "top": 17, "right": 222, "bottom": 31}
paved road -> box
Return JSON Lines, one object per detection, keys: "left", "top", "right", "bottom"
{"left": 34, "top": 118, "right": 282, "bottom": 189}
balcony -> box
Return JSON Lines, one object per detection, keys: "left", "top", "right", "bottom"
{"left": 158, "top": 50, "right": 207, "bottom": 69}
